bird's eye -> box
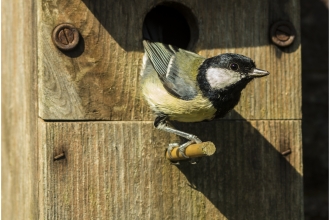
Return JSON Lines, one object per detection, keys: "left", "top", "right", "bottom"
{"left": 229, "top": 63, "right": 239, "bottom": 71}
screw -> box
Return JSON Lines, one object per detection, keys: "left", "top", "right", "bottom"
{"left": 52, "top": 23, "right": 80, "bottom": 50}
{"left": 281, "top": 148, "right": 291, "bottom": 156}
{"left": 270, "top": 21, "right": 296, "bottom": 47}
{"left": 54, "top": 152, "right": 65, "bottom": 161}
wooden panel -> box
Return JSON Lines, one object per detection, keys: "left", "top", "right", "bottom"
{"left": 1, "top": 0, "right": 38, "bottom": 219}
{"left": 39, "top": 119, "right": 303, "bottom": 219}
{"left": 38, "top": 0, "right": 301, "bottom": 120}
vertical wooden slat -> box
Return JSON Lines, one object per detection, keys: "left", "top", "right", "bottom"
{"left": 1, "top": 0, "right": 38, "bottom": 219}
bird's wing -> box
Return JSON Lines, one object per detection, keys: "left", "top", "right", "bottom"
{"left": 143, "top": 40, "right": 205, "bottom": 100}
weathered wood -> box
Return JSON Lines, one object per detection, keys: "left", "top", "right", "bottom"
{"left": 39, "top": 120, "right": 303, "bottom": 219}
{"left": 38, "top": 0, "right": 301, "bottom": 120}
{"left": 3, "top": 0, "right": 302, "bottom": 219}
{"left": 1, "top": 0, "right": 38, "bottom": 219}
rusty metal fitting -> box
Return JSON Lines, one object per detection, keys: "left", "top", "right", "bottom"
{"left": 52, "top": 23, "right": 80, "bottom": 50}
{"left": 270, "top": 21, "right": 296, "bottom": 47}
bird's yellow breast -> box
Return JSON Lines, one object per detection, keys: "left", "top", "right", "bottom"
{"left": 140, "top": 68, "right": 217, "bottom": 122}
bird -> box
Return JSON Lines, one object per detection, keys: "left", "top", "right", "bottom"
{"left": 140, "top": 40, "right": 269, "bottom": 159}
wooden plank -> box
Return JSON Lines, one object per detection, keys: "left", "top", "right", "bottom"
{"left": 1, "top": 0, "right": 38, "bottom": 219}
{"left": 39, "top": 120, "right": 303, "bottom": 219}
{"left": 38, "top": 0, "right": 301, "bottom": 120}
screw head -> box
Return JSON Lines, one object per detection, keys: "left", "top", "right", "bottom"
{"left": 52, "top": 23, "right": 80, "bottom": 50}
{"left": 270, "top": 21, "right": 296, "bottom": 47}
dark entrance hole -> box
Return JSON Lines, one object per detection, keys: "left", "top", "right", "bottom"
{"left": 143, "top": 3, "right": 198, "bottom": 49}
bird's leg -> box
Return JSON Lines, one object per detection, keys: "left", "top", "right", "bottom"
{"left": 154, "top": 115, "right": 202, "bottom": 158}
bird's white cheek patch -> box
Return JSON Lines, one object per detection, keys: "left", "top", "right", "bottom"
{"left": 206, "top": 68, "right": 240, "bottom": 90}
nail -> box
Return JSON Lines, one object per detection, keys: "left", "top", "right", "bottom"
{"left": 281, "top": 148, "right": 291, "bottom": 156}
{"left": 54, "top": 152, "right": 65, "bottom": 161}
{"left": 52, "top": 23, "right": 80, "bottom": 50}
{"left": 270, "top": 21, "right": 296, "bottom": 47}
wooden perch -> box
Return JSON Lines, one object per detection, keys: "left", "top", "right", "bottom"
{"left": 166, "top": 141, "right": 216, "bottom": 161}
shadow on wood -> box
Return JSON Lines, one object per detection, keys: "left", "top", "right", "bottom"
{"left": 81, "top": 0, "right": 300, "bottom": 53}
{"left": 172, "top": 110, "right": 303, "bottom": 219}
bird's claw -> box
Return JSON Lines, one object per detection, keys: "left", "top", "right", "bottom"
{"left": 167, "top": 140, "right": 201, "bottom": 165}
{"left": 167, "top": 143, "right": 179, "bottom": 159}
{"left": 167, "top": 141, "right": 195, "bottom": 159}
{"left": 178, "top": 140, "right": 195, "bottom": 158}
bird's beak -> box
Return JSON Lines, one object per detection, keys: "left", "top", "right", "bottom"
{"left": 248, "top": 68, "right": 270, "bottom": 78}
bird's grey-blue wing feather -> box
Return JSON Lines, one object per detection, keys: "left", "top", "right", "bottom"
{"left": 143, "top": 40, "right": 204, "bottom": 100}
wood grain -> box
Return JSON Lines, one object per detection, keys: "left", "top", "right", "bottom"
{"left": 1, "top": 0, "right": 38, "bottom": 219}
{"left": 39, "top": 120, "right": 303, "bottom": 219}
{"left": 3, "top": 0, "right": 302, "bottom": 219}
{"left": 38, "top": 0, "right": 301, "bottom": 120}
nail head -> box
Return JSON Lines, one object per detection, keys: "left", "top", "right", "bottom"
{"left": 52, "top": 23, "right": 80, "bottom": 50}
{"left": 270, "top": 21, "right": 296, "bottom": 47}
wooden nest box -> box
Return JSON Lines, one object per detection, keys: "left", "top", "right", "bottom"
{"left": 2, "top": 0, "right": 303, "bottom": 219}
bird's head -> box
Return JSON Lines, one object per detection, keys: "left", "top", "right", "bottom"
{"left": 198, "top": 53, "right": 269, "bottom": 91}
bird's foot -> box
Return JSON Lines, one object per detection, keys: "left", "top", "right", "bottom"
{"left": 178, "top": 140, "right": 195, "bottom": 158}
{"left": 178, "top": 135, "right": 202, "bottom": 157}
{"left": 167, "top": 143, "right": 180, "bottom": 165}
{"left": 167, "top": 143, "right": 179, "bottom": 159}
{"left": 167, "top": 137, "right": 202, "bottom": 159}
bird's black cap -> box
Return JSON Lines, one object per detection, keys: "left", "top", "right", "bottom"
{"left": 204, "top": 53, "right": 256, "bottom": 74}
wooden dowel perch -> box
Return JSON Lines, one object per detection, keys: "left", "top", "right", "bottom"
{"left": 166, "top": 141, "right": 216, "bottom": 161}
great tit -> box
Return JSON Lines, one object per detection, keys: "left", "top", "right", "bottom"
{"left": 140, "top": 40, "right": 269, "bottom": 158}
